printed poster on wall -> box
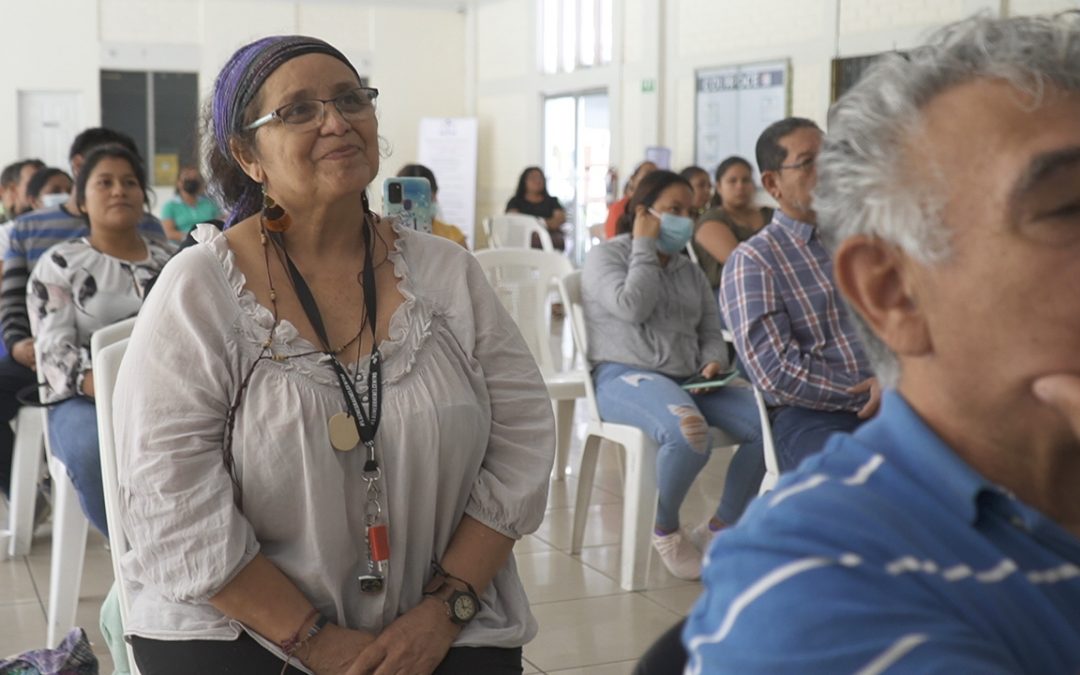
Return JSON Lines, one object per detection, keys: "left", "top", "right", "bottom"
{"left": 417, "top": 117, "right": 479, "bottom": 247}
{"left": 694, "top": 60, "right": 789, "bottom": 180}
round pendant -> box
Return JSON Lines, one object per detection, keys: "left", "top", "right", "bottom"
{"left": 328, "top": 412, "right": 360, "bottom": 451}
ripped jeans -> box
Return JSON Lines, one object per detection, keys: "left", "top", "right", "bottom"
{"left": 593, "top": 362, "right": 765, "bottom": 531}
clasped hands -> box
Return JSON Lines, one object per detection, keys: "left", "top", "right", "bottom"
{"left": 305, "top": 596, "right": 459, "bottom": 675}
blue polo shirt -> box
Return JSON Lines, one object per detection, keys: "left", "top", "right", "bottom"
{"left": 683, "top": 391, "right": 1080, "bottom": 673}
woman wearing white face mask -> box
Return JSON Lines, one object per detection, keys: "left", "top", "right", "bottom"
{"left": 581, "top": 170, "right": 765, "bottom": 580}
{"left": 26, "top": 167, "right": 74, "bottom": 211}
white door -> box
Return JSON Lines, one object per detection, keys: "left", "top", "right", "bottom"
{"left": 18, "top": 91, "right": 83, "bottom": 169}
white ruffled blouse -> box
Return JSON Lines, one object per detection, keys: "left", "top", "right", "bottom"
{"left": 114, "top": 222, "right": 555, "bottom": 658}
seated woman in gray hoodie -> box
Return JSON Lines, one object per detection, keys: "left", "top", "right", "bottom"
{"left": 582, "top": 170, "right": 764, "bottom": 580}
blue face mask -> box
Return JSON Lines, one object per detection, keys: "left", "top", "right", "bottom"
{"left": 650, "top": 209, "right": 694, "bottom": 254}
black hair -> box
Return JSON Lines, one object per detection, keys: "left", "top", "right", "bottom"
{"left": 74, "top": 145, "right": 151, "bottom": 218}
{"left": 709, "top": 156, "right": 755, "bottom": 208}
{"left": 679, "top": 166, "right": 709, "bottom": 183}
{"left": 26, "top": 168, "right": 72, "bottom": 201}
{"left": 755, "top": 117, "right": 820, "bottom": 173}
{"left": 615, "top": 170, "right": 692, "bottom": 236}
{"left": 513, "top": 166, "right": 549, "bottom": 202}
{"left": 68, "top": 127, "right": 142, "bottom": 163}
{"left": 0, "top": 161, "right": 23, "bottom": 187}
{"left": 397, "top": 163, "right": 438, "bottom": 194}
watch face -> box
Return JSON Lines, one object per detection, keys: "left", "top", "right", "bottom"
{"left": 452, "top": 592, "right": 477, "bottom": 621}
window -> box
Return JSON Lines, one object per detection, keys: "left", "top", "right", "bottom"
{"left": 831, "top": 52, "right": 907, "bottom": 102}
{"left": 544, "top": 91, "right": 610, "bottom": 262}
{"left": 100, "top": 70, "right": 199, "bottom": 184}
{"left": 541, "top": 0, "right": 614, "bottom": 74}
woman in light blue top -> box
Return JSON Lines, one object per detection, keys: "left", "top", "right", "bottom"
{"left": 160, "top": 166, "right": 221, "bottom": 240}
{"left": 582, "top": 170, "right": 765, "bottom": 581}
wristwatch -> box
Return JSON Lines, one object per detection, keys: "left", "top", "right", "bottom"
{"left": 425, "top": 580, "right": 480, "bottom": 625}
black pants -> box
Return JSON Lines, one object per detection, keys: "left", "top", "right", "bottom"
{"left": 0, "top": 355, "right": 36, "bottom": 497}
{"left": 633, "top": 619, "right": 687, "bottom": 675}
{"left": 131, "top": 633, "right": 524, "bottom": 675}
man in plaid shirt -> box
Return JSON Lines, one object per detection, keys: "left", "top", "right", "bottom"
{"left": 720, "top": 117, "right": 879, "bottom": 471}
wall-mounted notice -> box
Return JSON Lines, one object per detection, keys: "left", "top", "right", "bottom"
{"left": 418, "top": 117, "right": 479, "bottom": 246}
{"left": 695, "top": 60, "right": 789, "bottom": 180}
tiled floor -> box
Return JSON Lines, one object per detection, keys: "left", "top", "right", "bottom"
{"left": 1, "top": 324, "right": 735, "bottom": 673}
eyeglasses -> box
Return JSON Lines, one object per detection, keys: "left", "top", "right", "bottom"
{"left": 778, "top": 155, "right": 816, "bottom": 172}
{"left": 245, "top": 87, "right": 379, "bottom": 132}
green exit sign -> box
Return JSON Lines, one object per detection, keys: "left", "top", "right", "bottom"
{"left": 641, "top": 79, "right": 656, "bottom": 93}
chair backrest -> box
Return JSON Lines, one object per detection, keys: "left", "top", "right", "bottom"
{"left": 558, "top": 271, "right": 602, "bottom": 423}
{"left": 473, "top": 248, "right": 573, "bottom": 374}
{"left": 753, "top": 386, "right": 780, "bottom": 494}
{"left": 90, "top": 317, "right": 137, "bottom": 356}
{"left": 486, "top": 214, "right": 554, "bottom": 252}
{"left": 90, "top": 320, "right": 136, "bottom": 637}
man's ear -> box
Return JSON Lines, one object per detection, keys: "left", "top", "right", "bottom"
{"left": 834, "top": 235, "right": 931, "bottom": 359}
{"left": 761, "top": 170, "right": 782, "bottom": 202}
{"left": 230, "top": 138, "right": 263, "bottom": 185}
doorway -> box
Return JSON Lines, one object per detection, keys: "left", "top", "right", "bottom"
{"left": 543, "top": 91, "right": 610, "bottom": 263}
{"left": 18, "top": 92, "right": 83, "bottom": 169}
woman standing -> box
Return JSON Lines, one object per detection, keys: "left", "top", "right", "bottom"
{"left": 28, "top": 145, "right": 173, "bottom": 535}
{"left": 582, "top": 170, "right": 765, "bottom": 581}
{"left": 160, "top": 166, "right": 221, "bottom": 240}
{"left": 505, "top": 166, "right": 567, "bottom": 250}
{"left": 115, "top": 36, "right": 554, "bottom": 675}
{"left": 692, "top": 156, "right": 773, "bottom": 290}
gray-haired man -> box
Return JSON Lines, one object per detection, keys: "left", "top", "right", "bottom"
{"left": 685, "top": 12, "right": 1080, "bottom": 673}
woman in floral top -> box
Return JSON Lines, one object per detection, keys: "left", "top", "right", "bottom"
{"left": 28, "top": 144, "right": 174, "bottom": 535}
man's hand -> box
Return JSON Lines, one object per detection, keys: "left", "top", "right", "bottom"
{"left": 849, "top": 377, "right": 882, "bottom": 419}
{"left": 1033, "top": 374, "right": 1080, "bottom": 438}
{"left": 11, "top": 338, "right": 35, "bottom": 370}
{"left": 345, "top": 597, "right": 458, "bottom": 675}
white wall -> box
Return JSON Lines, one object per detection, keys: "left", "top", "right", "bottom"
{"left": 468, "top": 0, "right": 1080, "bottom": 239}
{"left": 0, "top": 0, "right": 467, "bottom": 214}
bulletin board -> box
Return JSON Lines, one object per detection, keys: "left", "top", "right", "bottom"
{"left": 694, "top": 60, "right": 790, "bottom": 180}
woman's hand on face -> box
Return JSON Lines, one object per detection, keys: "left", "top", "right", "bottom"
{"left": 302, "top": 624, "right": 376, "bottom": 675}
{"left": 344, "top": 597, "right": 458, "bottom": 675}
{"left": 631, "top": 206, "right": 661, "bottom": 241}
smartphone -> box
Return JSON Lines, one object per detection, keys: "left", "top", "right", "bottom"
{"left": 383, "top": 177, "right": 434, "bottom": 234}
{"left": 680, "top": 370, "right": 740, "bottom": 391}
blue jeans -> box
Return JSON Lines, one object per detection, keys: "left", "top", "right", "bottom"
{"left": 594, "top": 363, "right": 765, "bottom": 530}
{"left": 48, "top": 396, "right": 108, "bottom": 536}
{"left": 770, "top": 405, "right": 864, "bottom": 472}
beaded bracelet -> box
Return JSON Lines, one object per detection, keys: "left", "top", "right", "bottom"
{"left": 280, "top": 609, "right": 330, "bottom": 656}
{"left": 279, "top": 610, "right": 331, "bottom": 675}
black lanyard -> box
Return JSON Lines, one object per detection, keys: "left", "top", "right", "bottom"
{"left": 273, "top": 222, "right": 381, "bottom": 469}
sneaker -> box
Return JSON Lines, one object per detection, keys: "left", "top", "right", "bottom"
{"left": 652, "top": 529, "right": 703, "bottom": 580}
{"left": 689, "top": 519, "right": 727, "bottom": 556}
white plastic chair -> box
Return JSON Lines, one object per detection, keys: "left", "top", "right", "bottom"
{"left": 43, "top": 317, "right": 137, "bottom": 645}
{"left": 719, "top": 328, "right": 780, "bottom": 494}
{"left": 92, "top": 333, "right": 138, "bottom": 672}
{"left": 754, "top": 387, "right": 780, "bottom": 494}
{"left": 560, "top": 271, "right": 738, "bottom": 591}
{"left": 2, "top": 406, "right": 46, "bottom": 559}
{"left": 483, "top": 214, "right": 554, "bottom": 252}
{"left": 473, "top": 249, "right": 585, "bottom": 481}
{"left": 32, "top": 381, "right": 88, "bottom": 646}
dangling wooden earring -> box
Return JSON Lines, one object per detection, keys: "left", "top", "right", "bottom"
{"left": 262, "top": 186, "right": 292, "bottom": 232}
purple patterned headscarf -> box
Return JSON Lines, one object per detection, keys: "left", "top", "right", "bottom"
{"left": 211, "top": 35, "right": 361, "bottom": 226}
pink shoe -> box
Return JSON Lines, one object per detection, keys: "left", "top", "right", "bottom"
{"left": 652, "top": 529, "right": 703, "bottom": 580}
